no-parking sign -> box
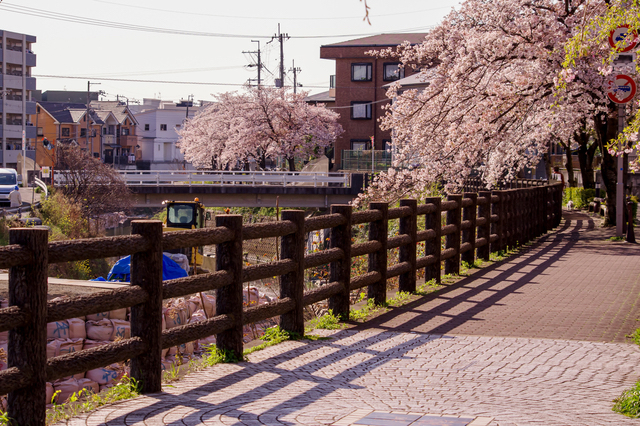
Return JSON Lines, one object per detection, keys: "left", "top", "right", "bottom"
{"left": 609, "top": 25, "right": 638, "bottom": 53}
{"left": 607, "top": 74, "right": 637, "bottom": 104}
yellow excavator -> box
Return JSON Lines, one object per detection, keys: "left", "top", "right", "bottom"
{"left": 162, "top": 198, "right": 212, "bottom": 274}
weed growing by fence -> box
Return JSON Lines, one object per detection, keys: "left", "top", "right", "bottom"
{"left": 305, "top": 309, "right": 345, "bottom": 331}
{"left": 613, "top": 382, "right": 640, "bottom": 418}
{"left": 44, "top": 375, "right": 140, "bottom": 425}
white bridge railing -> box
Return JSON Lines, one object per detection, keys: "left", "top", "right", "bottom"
{"left": 54, "top": 170, "right": 352, "bottom": 188}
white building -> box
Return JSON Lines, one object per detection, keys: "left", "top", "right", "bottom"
{"left": 132, "top": 98, "right": 204, "bottom": 170}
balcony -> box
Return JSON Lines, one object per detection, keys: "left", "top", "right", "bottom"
{"left": 103, "top": 135, "right": 116, "bottom": 146}
{"left": 119, "top": 134, "right": 139, "bottom": 147}
{"left": 341, "top": 150, "right": 393, "bottom": 172}
{"left": 25, "top": 51, "right": 36, "bottom": 67}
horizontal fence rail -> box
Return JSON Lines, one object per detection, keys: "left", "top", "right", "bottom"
{"left": 0, "top": 180, "right": 563, "bottom": 425}
{"left": 53, "top": 170, "right": 352, "bottom": 189}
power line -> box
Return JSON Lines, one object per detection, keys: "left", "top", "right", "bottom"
{"left": 91, "top": 0, "right": 455, "bottom": 21}
{"left": 0, "top": 3, "right": 434, "bottom": 39}
{"left": 33, "top": 73, "right": 403, "bottom": 93}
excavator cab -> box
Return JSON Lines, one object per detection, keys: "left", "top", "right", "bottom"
{"left": 163, "top": 198, "right": 210, "bottom": 273}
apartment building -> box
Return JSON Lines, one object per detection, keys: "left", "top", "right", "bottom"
{"left": 0, "top": 30, "right": 37, "bottom": 168}
{"left": 319, "top": 33, "right": 427, "bottom": 170}
{"left": 132, "top": 99, "right": 201, "bottom": 170}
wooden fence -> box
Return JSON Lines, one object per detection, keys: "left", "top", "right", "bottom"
{"left": 0, "top": 181, "right": 562, "bottom": 425}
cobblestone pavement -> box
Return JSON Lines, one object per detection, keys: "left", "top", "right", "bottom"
{"left": 61, "top": 212, "right": 640, "bottom": 425}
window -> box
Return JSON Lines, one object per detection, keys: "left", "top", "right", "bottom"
{"left": 144, "top": 124, "right": 150, "bottom": 131}
{"left": 160, "top": 124, "right": 167, "bottom": 131}
{"left": 383, "top": 139, "right": 393, "bottom": 151}
{"left": 37, "top": 127, "right": 43, "bottom": 136}
{"left": 103, "top": 128, "right": 107, "bottom": 135}
{"left": 383, "top": 63, "right": 404, "bottom": 81}
{"left": 175, "top": 124, "right": 181, "bottom": 129}
{"left": 80, "top": 128, "right": 87, "bottom": 137}
{"left": 61, "top": 128, "right": 70, "bottom": 137}
{"left": 122, "top": 128, "right": 130, "bottom": 136}
{"left": 351, "top": 102, "right": 372, "bottom": 120}
{"left": 351, "top": 63, "right": 372, "bottom": 81}
{"left": 351, "top": 139, "right": 370, "bottom": 150}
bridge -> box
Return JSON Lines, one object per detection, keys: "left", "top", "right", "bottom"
{"left": 54, "top": 170, "right": 366, "bottom": 208}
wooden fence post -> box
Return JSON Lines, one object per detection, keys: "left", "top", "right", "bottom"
{"left": 445, "top": 194, "right": 463, "bottom": 275}
{"left": 368, "top": 202, "right": 388, "bottom": 305}
{"left": 493, "top": 190, "right": 505, "bottom": 253}
{"left": 461, "top": 193, "right": 478, "bottom": 266}
{"left": 280, "top": 210, "right": 305, "bottom": 335}
{"left": 216, "top": 215, "right": 244, "bottom": 359}
{"left": 555, "top": 184, "right": 563, "bottom": 227}
{"left": 478, "top": 191, "right": 492, "bottom": 261}
{"left": 424, "top": 197, "right": 441, "bottom": 284}
{"left": 329, "top": 205, "right": 352, "bottom": 319}
{"left": 507, "top": 190, "right": 516, "bottom": 249}
{"left": 399, "top": 199, "right": 417, "bottom": 293}
{"left": 129, "top": 220, "right": 163, "bottom": 394}
{"left": 8, "top": 228, "right": 48, "bottom": 426}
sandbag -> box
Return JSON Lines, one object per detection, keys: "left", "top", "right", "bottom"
{"left": 86, "top": 365, "right": 120, "bottom": 385}
{"left": 164, "top": 305, "right": 188, "bottom": 329}
{"left": 47, "top": 320, "right": 70, "bottom": 340}
{"left": 86, "top": 311, "right": 110, "bottom": 321}
{"left": 53, "top": 378, "right": 80, "bottom": 403}
{"left": 77, "top": 378, "right": 99, "bottom": 395}
{"left": 47, "top": 340, "right": 61, "bottom": 359}
{"left": 189, "top": 309, "right": 207, "bottom": 324}
{"left": 201, "top": 294, "right": 216, "bottom": 317}
{"left": 46, "top": 382, "right": 54, "bottom": 405}
{"left": 177, "top": 341, "right": 194, "bottom": 355}
{"left": 0, "top": 299, "right": 8, "bottom": 309}
{"left": 83, "top": 339, "right": 110, "bottom": 350}
{"left": 198, "top": 334, "right": 216, "bottom": 347}
{"left": 110, "top": 319, "right": 131, "bottom": 341}
{"left": 59, "top": 338, "right": 84, "bottom": 356}
{"left": 167, "top": 346, "right": 177, "bottom": 356}
{"left": 99, "top": 383, "right": 115, "bottom": 392}
{"left": 67, "top": 318, "right": 86, "bottom": 339}
{"left": 0, "top": 330, "right": 6, "bottom": 342}
{"left": 161, "top": 357, "right": 175, "bottom": 372}
{"left": 161, "top": 347, "right": 169, "bottom": 358}
{"left": 86, "top": 319, "right": 113, "bottom": 341}
{"left": 109, "top": 308, "right": 128, "bottom": 320}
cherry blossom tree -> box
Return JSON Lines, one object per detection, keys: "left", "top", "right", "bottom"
{"left": 178, "top": 87, "right": 342, "bottom": 171}
{"left": 356, "top": 0, "right": 611, "bottom": 208}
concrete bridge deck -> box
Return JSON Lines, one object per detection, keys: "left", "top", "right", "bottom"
{"left": 58, "top": 212, "right": 640, "bottom": 426}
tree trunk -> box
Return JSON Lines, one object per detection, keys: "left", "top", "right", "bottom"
{"left": 594, "top": 112, "right": 618, "bottom": 226}
{"left": 543, "top": 142, "right": 552, "bottom": 180}
{"left": 563, "top": 144, "right": 576, "bottom": 187}
{"left": 288, "top": 157, "right": 296, "bottom": 172}
{"left": 576, "top": 131, "right": 595, "bottom": 189}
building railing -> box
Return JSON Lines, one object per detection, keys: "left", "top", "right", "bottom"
{"left": 0, "top": 180, "right": 563, "bottom": 425}
{"left": 341, "top": 150, "right": 393, "bottom": 172}
{"left": 54, "top": 170, "right": 353, "bottom": 188}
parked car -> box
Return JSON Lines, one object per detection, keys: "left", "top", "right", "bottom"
{"left": 0, "top": 168, "right": 21, "bottom": 207}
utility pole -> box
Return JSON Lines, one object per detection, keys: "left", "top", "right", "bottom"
{"left": 87, "top": 81, "right": 101, "bottom": 158}
{"left": 270, "top": 24, "right": 289, "bottom": 88}
{"left": 290, "top": 60, "right": 301, "bottom": 94}
{"left": 244, "top": 40, "right": 262, "bottom": 87}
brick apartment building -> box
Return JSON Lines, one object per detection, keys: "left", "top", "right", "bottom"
{"left": 319, "top": 33, "right": 427, "bottom": 170}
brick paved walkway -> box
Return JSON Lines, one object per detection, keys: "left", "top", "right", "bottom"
{"left": 60, "top": 212, "right": 640, "bottom": 426}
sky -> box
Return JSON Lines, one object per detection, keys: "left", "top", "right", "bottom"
{"left": 0, "top": 0, "right": 458, "bottom": 105}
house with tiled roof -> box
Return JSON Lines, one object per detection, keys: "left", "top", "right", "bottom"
{"left": 32, "top": 100, "right": 139, "bottom": 170}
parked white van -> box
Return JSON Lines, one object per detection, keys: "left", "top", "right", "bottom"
{"left": 0, "top": 168, "right": 21, "bottom": 207}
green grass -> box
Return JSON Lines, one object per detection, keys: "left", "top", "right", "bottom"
{"left": 415, "top": 279, "right": 442, "bottom": 296}
{"left": 45, "top": 375, "right": 140, "bottom": 425}
{"left": 387, "top": 291, "right": 412, "bottom": 307}
{"left": 613, "top": 382, "right": 640, "bottom": 418}
{"left": 608, "top": 236, "right": 625, "bottom": 242}
{"left": 305, "top": 309, "right": 346, "bottom": 331}
{"left": 349, "top": 298, "right": 388, "bottom": 322}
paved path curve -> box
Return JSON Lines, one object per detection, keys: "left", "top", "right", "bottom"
{"left": 60, "top": 212, "right": 640, "bottom": 426}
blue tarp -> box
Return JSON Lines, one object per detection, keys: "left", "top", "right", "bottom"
{"left": 105, "top": 254, "right": 189, "bottom": 282}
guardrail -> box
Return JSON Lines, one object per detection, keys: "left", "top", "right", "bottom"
{"left": 0, "top": 180, "right": 562, "bottom": 425}
{"left": 53, "top": 170, "right": 352, "bottom": 188}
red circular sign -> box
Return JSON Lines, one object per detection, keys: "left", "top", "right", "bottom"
{"left": 607, "top": 74, "right": 637, "bottom": 104}
{"left": 609, "top": 25, "right": 638, "bottom": 53}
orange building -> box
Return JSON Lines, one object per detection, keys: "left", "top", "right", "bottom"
{"left": 31, "top": 101, "right": 138, "bottom": 170}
